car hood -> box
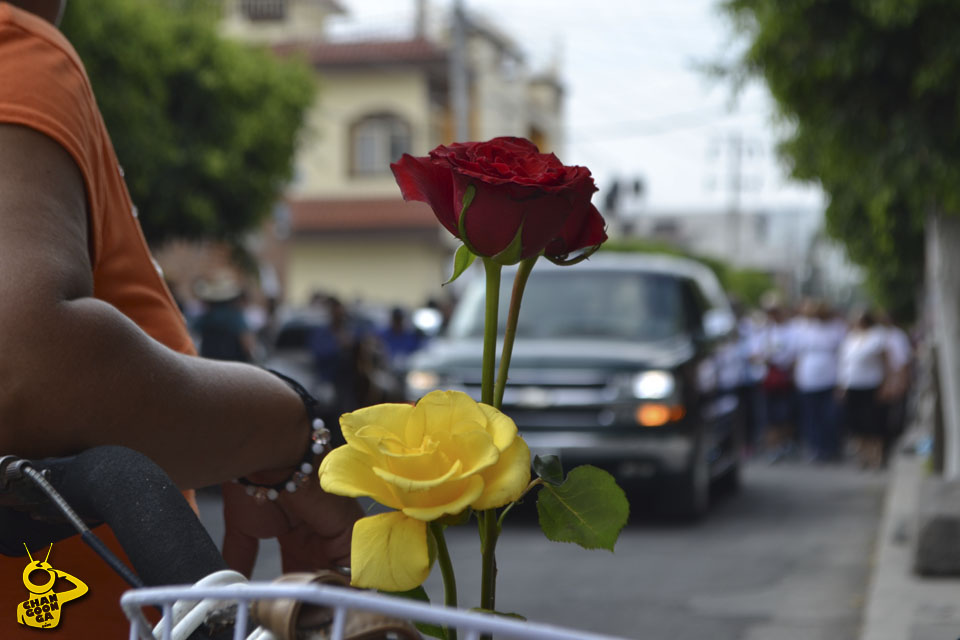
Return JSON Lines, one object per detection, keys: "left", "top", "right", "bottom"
{"left": 410, "top": 336, "right": 695, "bottom": 379}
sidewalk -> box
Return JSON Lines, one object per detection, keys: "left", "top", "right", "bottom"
{"left": 861, "top": 442, "right": 960, "bottom": 640}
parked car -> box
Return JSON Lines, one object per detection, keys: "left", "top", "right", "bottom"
{"left": 404, "top": 253, "right": 743, "bottom": 519}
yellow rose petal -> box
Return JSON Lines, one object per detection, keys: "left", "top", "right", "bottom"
{"left": 379, "top": 446, "right": 452, "bottom": 483}
{"left": 341, "top": 403, "right": 414, "bottom": 451}
{"left": 351, "top": 512, "right": 430, "bottom": 592}
{"left": 355, "top": 424, "right": 417, "bottom": 456}
{"left": 319, "top": 447, "right": 402, "bottom": 510}
{"left": 402, "top": 475, "right": 485, "bottom": 521}
{"left": 374, "top": 459, "right": 463, "bottom": 491}
{"left": 444, "top": 429, "right": 500, "bottom": 476}
{"left": 411, "top": 390, "right": 488, "bottom": 439}
{"left": 477, "top": 403, "right": 519, "bottom": 451}
{"left": 472, "top": 437, "right": 532, "bottom": 510}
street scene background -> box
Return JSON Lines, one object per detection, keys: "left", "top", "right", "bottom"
{"left": 7, "top": 0, "right": 958, "bottom": 638}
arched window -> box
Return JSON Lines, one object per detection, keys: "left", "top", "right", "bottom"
{"left": 350, "top": 113, "right": 411, "bottom": 176}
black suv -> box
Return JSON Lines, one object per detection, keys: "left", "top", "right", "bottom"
{"left": 404, "top": 253, "right": 743, "bottom": 519}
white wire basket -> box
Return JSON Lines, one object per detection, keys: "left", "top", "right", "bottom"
{"left": 121, "top": 570, "right": 632, "bottom": 640}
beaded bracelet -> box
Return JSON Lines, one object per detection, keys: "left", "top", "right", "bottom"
{"left": 234, "top": 369, "right": 332, "bottom": 503}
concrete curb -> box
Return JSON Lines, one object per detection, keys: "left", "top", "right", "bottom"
{"left": 861, "top": 450, "right": 960, "bottom": 640}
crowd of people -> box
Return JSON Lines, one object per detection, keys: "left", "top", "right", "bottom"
{"left": 730, "top": 298, "right": 914, "bottom": 470}
{"left": 184, "top": 272, "right": 918, "bottom": 475}
{"left": 184, "top": 277, "right": 435, "bottom": 413}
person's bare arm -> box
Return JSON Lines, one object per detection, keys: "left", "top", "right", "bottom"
{"left": 0, "top": 124, "right": 307, "bottom": 489}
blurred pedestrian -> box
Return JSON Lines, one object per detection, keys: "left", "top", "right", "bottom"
{"left": 878, "top": 311, "right": 913, "bottom": 463}
{"left": 192, "top": 271, "right": 256, "bottom": 363}
{"left": 378, "top": 306, "right": 425, "bottom": 372}
{"left": 308, "top": 297, "right": 364, "bottom": 434}
{"left": 733, "top": 304, "right": 765, "bottom": 456}
{"left": 837, "top": 310, "right": 889, "bottom": 469}
{"left": 759, "top": 303, "right": 798, "bottom": 462}
{"left": 793, "top": 300, "right": 844, "bottom": 461}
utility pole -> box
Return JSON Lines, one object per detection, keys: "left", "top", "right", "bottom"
{"left": 449, "top": 0, "right": 469, "bottom": 141}
{"left": 706, "top": 131, "right": 760, "bottom": 267}
{"left": 724, "top": 132, "right": 744, "bottom": 264}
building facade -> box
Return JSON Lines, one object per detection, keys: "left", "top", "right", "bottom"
{"left": 222, "top": 0, "right": 565, "bottom": 309}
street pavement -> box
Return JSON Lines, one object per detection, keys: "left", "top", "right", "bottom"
{"left": 197, "top": 460, "right": 887, "bottom": 640}
{"left": 861, "top": 445, "right": 960, "bottom": 640}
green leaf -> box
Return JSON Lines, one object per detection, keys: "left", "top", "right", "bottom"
{"left": 536, "top": 465, "right": 629, "bottom": 551}
{"left": 414, "top": 621, "right": 449, "bottom": 639}
{"left": 443, "top": 244, "right": 477, "bottom": 285}
{"left": 380, "top": 586, "right": 448, "bottom": 640}
{"left": 533, "top": 455, "right": 565, "bottom": 486}
{"left": 383, "top": 585, "right": 431, "bottom": 602}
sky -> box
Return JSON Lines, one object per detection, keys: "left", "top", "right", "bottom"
{"left": 326, "top": 0, "right": 825, "bottom": 214}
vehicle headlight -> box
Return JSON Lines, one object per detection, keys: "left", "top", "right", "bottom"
{"left": 406, "top": 370, "right": 441, "bottom": 393}
{"left": 632, "top": 370, "right": 676, "bottom": 399}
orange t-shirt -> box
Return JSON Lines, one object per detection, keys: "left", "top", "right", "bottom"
{"left": 0, "top": 4, "right": 200, "bottom": 637}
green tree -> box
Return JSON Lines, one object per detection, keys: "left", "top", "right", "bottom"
{"left": 61, "top": 0, "right": 315, "bottom": 245}
{"left": 722, "top": 0, "right": 960, "bottom": 476}
{"left": 721, "top": 0, "right": 960, "bottom": 320}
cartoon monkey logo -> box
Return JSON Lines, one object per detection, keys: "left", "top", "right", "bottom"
{"left": 16, "top": 543, "right": 88, "bottom": 629}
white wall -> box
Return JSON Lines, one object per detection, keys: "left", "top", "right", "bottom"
{"left": 286, "top": 233, "right": 450, "bottom": 307}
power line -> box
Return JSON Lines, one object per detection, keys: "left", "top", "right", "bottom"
{"left": 567, "top": 107, "right": 765, "bottom": 141}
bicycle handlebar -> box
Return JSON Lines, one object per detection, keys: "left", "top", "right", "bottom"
{"left": 0, "top": 446, "right": 227, "bottom": 588}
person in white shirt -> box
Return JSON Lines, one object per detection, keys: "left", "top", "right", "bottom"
{"left": 878, "top": 311, "right": 913, "bottom": 462}
{"left": 793, "top": 300, "right": 845, "bottom": 461}
{"left": 837, "top": 310, "right": 890, "bottom": 469}
{"left": 735, "top": 309, "right": 767, "bottom": 456}
{"left": 760, "top": 304, "right": 798, "bottom": 461}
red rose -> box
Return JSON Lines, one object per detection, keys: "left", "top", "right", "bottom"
{"left": 391, "top": 137, "right": 606, "bottom": 263}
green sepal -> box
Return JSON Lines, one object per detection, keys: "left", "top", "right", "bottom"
{"left": 468, "top": 608, "right": 527, "bottom": 621}
{"left": 533, "top": 454, "right": 565, "bottom": 486}
{"left": 536, "top": 464, "right": 629, "bottom": 551}
{"left": 444, "top": 244, "right": 477, "bottom": 285}
{"left": 489, "top": 222, "right": 526, "bottom": 266}
{"left": 455, "top": 184, "right": 482, "bottom": 256}
{"left": 426, "top": 522, "right": 438, "bottom": 569}
{"left": 436, "top": 507, "right": 472, "bottom": 527}
{"left": 380, "top": 586, "right": 448, "bottom": 639}
{"left": 545, "top": 242, "right": 603, "bottom": 267}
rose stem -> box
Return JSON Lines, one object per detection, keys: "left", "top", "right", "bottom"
{"left": 479, "top": 257, "right": 502, "bottom": 617}
{"left": 429, "top": 522, "right": 458, "bottom": 640}
{"left": 480, "top": 257, "right": 502, "bottom": 406}
{"left": 493, "top": 255, "right": 538, "bottom": 409}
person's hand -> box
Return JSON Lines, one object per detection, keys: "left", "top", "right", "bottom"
{"left": 221, "top": 468, "right": 363, "bottom": 578}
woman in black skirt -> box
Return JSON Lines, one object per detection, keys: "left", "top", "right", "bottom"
{"left": 837, "top": 311, "right": 890, "bottom": 468}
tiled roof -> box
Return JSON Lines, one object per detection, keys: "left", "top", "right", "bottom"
{"left": 273, "top": 38, "right": 446, "bottom": 67}
{"left": 288, "top": 197, "right": 439, "bottom": 233}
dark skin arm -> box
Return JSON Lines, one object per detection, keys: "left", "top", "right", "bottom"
{"left": 0, "top": 124, "right": 361, "bottom": 569}
{"left": 0, "top": 124, "right": 308, "bottom": 486}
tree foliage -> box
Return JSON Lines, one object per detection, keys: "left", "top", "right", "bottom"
{"left": 722, "top": 0, "right": 960, "bottom": 319}
{"left": 61, "top": 0, "right": 315, "bottom": 245}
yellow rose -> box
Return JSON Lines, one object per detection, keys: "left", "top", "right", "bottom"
{"left": 318, "top": 390, "right": 531, "bottom": 591}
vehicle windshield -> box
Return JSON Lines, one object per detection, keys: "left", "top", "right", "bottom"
{"left": 448, "top": 269, "right": 686, "bottom": 341}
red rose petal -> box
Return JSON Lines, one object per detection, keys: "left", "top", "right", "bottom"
{"left": 391, "top": 154, "right": 459, "bottom": 238}
{"left": 545, "top": 203, "right": 608, "bottom": 258}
